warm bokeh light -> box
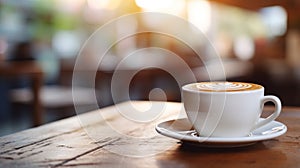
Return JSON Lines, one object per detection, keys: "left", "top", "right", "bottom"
{"left": 87, "top": 0, "right": 121, "bottom": 10}
{"left": 135, "top": 0, "right": 173, "bottom": 10}
{"left": 233, "top": 35, "right": 255, "bottom": 60}
{"left": 135, "top": 0, "right": 185, "bottom": 15}
{"left": 188, "top": 0, "right": 211, "bottom": 33}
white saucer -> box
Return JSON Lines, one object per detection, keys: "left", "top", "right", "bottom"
{"left": 155, "top": 118, "right": 287, "bottom": 148}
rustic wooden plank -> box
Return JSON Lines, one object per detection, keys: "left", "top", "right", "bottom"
{"left": 0, "top": 101, "right": 299, "bottom": 168}
{"left": 0, "top": 101, "right": 184, "bottom": 167}
{"left": 55, "top": 106, "right": 300, "bottom": 167}
{"left": 60, "top": 135, "right": 300, "bottom": 168}
{"left": 0, "top": 115, "right": 82, "bottom": 154}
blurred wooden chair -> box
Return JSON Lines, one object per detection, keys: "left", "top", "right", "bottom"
{"left": 0, "top": 61, "right": 43, "bottom": 126}
{"left": 6, "top": 60, "right": 97, "bottom": 126}
{"left": 10, "top": 85, "right": 97, "bottom": 122}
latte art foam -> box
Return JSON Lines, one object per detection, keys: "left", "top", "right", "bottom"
{"left": 194, "top": 82, "right": 262, "bottom": 92}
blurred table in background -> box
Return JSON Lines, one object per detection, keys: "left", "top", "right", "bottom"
{"left": 0, "top": 61, "right": 43, "bottom": 126}
{"left": 63, "top": 56, "right": 253, "bottom": 107}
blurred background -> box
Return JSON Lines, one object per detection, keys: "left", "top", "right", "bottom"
{"left": 0, "top": 0, "right": 299, "bottom": 136}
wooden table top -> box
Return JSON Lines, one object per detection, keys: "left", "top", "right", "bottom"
{"left": 0, "top": 101, "right": 299, "bottom": 168}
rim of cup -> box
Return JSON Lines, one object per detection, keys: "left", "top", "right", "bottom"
{"left": 182, "top": 82, "right": 264, "bottom": 94}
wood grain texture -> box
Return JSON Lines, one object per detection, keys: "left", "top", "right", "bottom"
{"left": 0, "top": 101, "right": 299, "bottom": 168}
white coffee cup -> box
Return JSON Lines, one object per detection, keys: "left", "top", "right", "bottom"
{"left": 182, "top": 82, "right": 281, "bottom": 137}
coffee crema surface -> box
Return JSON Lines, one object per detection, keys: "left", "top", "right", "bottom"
{"left": 188, "top": 82, "right": 262, "bottom": 92}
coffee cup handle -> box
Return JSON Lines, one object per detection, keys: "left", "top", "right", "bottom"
{"left": 252, "top": 95, "right": 282, "bottom": 130}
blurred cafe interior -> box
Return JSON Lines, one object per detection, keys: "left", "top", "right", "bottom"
{"left": 0, "top": 0, "right": 300, "bottom": 136}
